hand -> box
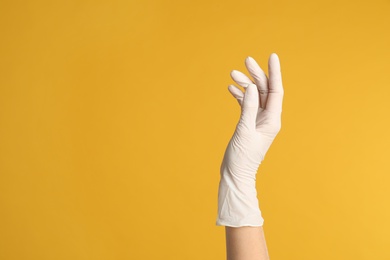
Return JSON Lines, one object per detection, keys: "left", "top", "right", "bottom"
{"left": 227, "top": 53, "right": 284, "bottom": 163}
{"left": 216, "top": 53, "right": 284, "bottom": 227}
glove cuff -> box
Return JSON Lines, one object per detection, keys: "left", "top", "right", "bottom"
{"left": 216, "top": 175, "right": 264, "bottom": 227}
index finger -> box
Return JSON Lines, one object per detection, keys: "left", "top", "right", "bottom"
{"left": 266, "top": 53, "right": 284, "bottom": 113}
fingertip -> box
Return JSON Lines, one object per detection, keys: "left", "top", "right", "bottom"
{"left": 230, "top": 70, "right": 239, "bottom": 80}
{"left": 246, "top": 83, "right": 257, "bottom": 89}
{"left": 245, "top": 56, "right": 257, "bottom": 66}
{"left": 244, "top": 84, "right": 259, "bottom": 99}
{"left": 241, "top": 83, "right": 259, "bottom": 123}
{"left": 270, "top": 53, "right": 279, "bottom": 61}
{"left": 246, "top": 56, "right": 254, "bottom": 62}
{"left": 228, "top": 84, "right": 244, "bottom": 92}
{"left": 269, "top": 53, "right": 281, "bottom": 73}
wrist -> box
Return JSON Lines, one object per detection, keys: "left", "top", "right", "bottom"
{"left": 216, "top": 172, "right": 264, "bottom": 227}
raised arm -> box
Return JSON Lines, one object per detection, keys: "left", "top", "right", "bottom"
{"left": 216, "top": 53, "right": 284, "bottom": 260}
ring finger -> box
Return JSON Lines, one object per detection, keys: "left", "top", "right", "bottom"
{"left": 245, "top": 56, "right": 269, "bottom": 109}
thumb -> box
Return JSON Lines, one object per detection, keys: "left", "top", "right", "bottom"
{"left": 239, "top": 84, "right": 259, "bottom": 131}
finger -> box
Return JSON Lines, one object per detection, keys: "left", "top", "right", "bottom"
{"left": 230, "top": 70, "right": 254, "bottom": 89}
{"left": 245, "top": 56, "right": 269, "bottom": 109}
{"left": 228, "top": 84, "right": 244, "bottom": 106}
{"left": 240, "top": 84, "right": 259, "bottom": 131}
{"left": 266, "top": 53, "right": 284, "bottom": 113}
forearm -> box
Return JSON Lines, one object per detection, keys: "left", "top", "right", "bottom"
{"left": 217, "top": 171, "right": 269, "bottom": 260}
{"left": 225, "top": 226, "right": 269, "bottom": 260}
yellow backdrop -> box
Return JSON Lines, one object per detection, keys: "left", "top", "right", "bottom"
{"left": 1, "top": 0, "right": 389, "bottom": 259}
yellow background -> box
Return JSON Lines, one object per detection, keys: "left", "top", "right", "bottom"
{"left": 1, "top": 0, "right": 389, "bottom": 259}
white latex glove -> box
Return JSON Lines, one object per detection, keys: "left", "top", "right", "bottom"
{"left": 216, "top": 53, "right": 284, "bottom": 227}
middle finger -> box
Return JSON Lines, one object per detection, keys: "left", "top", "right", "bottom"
{"left": 245, "top": 56, "right": 269, "bottom": 108}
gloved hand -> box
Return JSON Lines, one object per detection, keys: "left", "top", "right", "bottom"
{"left": 216, "top": 53, "right": 284, "bottom": 227}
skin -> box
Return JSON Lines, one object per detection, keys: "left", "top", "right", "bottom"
{"left": 226, "top": 226, "right": 269, "bottom": 260}
{"left": 224, "top": 53, "right": 284, "bottom": 260}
